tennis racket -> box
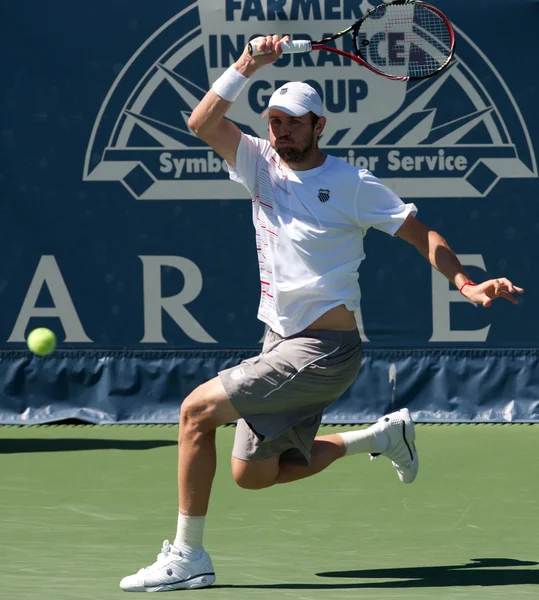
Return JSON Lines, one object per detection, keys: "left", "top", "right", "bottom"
{"left": 248, "top": 0, "right": 455, "bottom": 82}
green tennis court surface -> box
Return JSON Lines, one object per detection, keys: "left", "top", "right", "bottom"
{"left": 2, "top": 424, "right": 538, "bottom": 599}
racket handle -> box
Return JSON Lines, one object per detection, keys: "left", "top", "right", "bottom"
{"left": 248, "top": 39, "right": 312, "bottom": 56}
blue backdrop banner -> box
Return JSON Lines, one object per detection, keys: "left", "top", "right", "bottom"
{"left": 1, "top": 0, "right": 537, "bottom": 423}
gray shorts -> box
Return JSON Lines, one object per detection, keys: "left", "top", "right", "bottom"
{"left": 218, "top": 328, "right": 362, "bottom": 466}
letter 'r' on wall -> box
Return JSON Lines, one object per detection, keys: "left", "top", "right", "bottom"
{"left": 429, "top": 254, "right": 490, "bottom": 343}
{"left": 139, "top": 256, "right": 217, "bottom": 344}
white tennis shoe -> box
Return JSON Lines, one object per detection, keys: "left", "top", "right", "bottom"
{"left": 120, "top": 540, "right": 215, "bottom": 592}
{"left": 369, "top": 408, "right": 418, "bottom": 484}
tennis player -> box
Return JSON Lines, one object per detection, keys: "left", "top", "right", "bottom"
{"left": 120, "top": 35, "right": 524, "bottom": 592}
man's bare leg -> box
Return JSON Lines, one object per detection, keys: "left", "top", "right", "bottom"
{"left": 276, "top": 434, "right": 348, "bottom": 483}
{"left": 232, "top": 410, "right": 418, "bottom": 490}
{"left": 178, "top": 384, "right": 234, "bottom": 516}
{"left": 232, "top": 428, "right": 384, "bottom": 489}
{"left": 120, "top": 376, "right": 239, "bottom": 592}
{"left": 175, "top": 377, "right": 240, "bottom": 550}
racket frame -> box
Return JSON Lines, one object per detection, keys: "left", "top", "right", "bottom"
{"left": 249, "top": 0, "right": 455, "bottom": 82}
{"left": 351, "top": 0, "right": 456, "bottom": 81}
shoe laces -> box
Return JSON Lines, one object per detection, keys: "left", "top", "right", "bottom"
{"left": 157, "top": 540, "right": 172, "bottom": 563}
{"left": 136, "top": 540, "right": 173, "bottom": 575}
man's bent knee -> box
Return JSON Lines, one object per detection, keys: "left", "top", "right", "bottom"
{"left": 180, "top": 377, "right": 240, "bottom": 433}
{"left": 231, "top": 456, "right": 279, "bottom": 490}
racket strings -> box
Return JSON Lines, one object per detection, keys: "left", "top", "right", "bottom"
{"left": 355, "top": 4, "right": 453, "bottom": 78}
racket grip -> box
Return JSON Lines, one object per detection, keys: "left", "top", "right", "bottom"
{"left": 248, "top": 39, "right": 312, "bottom": 56}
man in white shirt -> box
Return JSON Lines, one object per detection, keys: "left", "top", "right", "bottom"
{"left": 120, "top": 35, "right": 524, "bottom": 593}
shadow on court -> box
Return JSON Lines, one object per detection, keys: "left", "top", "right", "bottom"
{"left": 0, "top": 439, "right": 177, "bottom": 454}
{"left": 214, "top": 558, "right": 539, "bottom": 590}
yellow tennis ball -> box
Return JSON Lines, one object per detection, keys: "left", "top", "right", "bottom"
{"left": 27, "top": 328, "right": 57, "bottom": 357}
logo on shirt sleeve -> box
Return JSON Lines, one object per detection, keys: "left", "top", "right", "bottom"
{"left": 318, "top": 189, "right": 330, "bottom": 203}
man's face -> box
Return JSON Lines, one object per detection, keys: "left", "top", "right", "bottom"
{"left": 268, "top": 110, "right": 322, "bottom": 164}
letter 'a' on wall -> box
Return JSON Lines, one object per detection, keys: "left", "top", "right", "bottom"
{"left": 8, "top": 256, "right": 92, "bottom": 343}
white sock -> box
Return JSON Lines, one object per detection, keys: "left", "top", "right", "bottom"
{"left": 338, "top": 425, "right": 390, "bottom": 456}
{"left": 173, "top": 513, "right": 205, "bottom": 560}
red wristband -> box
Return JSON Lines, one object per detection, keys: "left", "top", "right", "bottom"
{"left": 459, "top": 281, "right": 477, "bottom": 294}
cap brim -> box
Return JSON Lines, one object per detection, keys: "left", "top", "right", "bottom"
{"left": 260, "top": 103, "right": 310, "bottom": 119}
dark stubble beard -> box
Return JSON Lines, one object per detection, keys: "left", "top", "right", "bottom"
{"left": 274, "top": 131, "right": 316, "bottom": 165}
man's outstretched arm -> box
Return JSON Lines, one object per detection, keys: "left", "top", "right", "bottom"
{"left": 188, "top": 35, "right": 287, "bottom": 168}
{"left": 395, "top": 214, "right": 524, "bottom": 307}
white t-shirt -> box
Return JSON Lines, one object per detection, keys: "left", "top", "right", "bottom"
{"left": 228, "top": 133, "right": 417, "bottom": 337}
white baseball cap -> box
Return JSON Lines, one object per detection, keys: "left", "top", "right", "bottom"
{"left": 261, "top": 82, "right": 324, "bottom": 119}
